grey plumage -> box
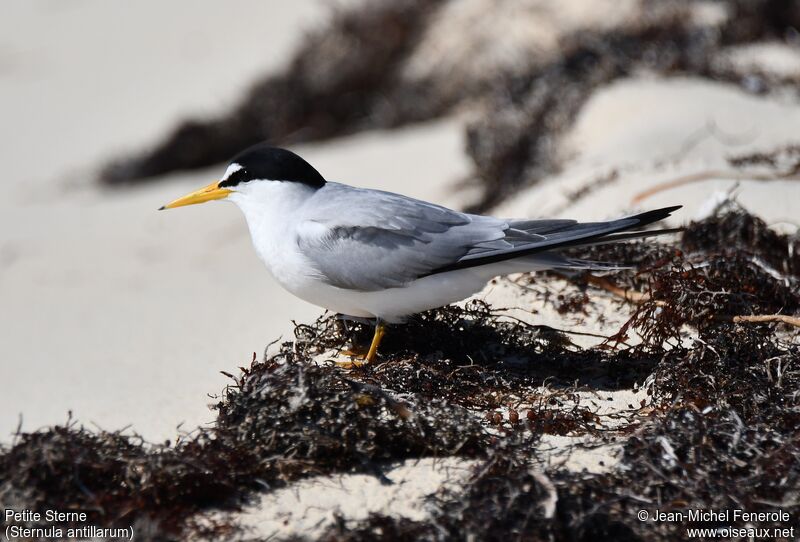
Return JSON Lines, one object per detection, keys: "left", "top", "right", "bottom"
{"left": 296, "top": 182, "right": 679, "bottom": 292}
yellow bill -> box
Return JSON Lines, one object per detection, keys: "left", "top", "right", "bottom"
{"left": 159, "top": 181, "right": 232, "bottom": 210}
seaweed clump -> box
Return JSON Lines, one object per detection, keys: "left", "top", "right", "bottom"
{"left": 553, "top": 408, "right": 800, "bottom": 540}
{"left": 0, "top": 357, "right": 489, "bottom": 538}
{"left": 618, "top": 203, "right": 800, "bottom": 349}
{"left": 559, "top": 200, "right": 800, "bottom": 350}
{"left": 290, "top": 299, "right": 655, "bottom": 431}
{"left": 683, "top": 197, "right": 800, "bottom": 276}
{"left": 550, "top": 319, "right": 799, "bottom": 538}
{"left": 2, "top": 204, "right": 799, "bottom": 540}
{"left": 529, "top": 205, "right": 800, "bottom": 538}
{"left": 0, "top": 422, "right": 247, "bottom": 538}
{"left": 214, "top": 356, "right": 489, "bottom": 475}
{"left": 320, "top": 400, "right": 800, "bottom": 541}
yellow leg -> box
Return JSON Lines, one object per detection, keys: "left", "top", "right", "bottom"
{"left": 364, "top": 321, "right": 386, "bottom": 364}
{"left": 336, "top": 320, "right": 386, "bottom": 368}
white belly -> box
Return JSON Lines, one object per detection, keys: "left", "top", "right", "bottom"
{"left": 252, "top": 226, "right": 545, "bottom": 322}
{"left": 277, "top": 266, "right": 493, "bottom": 323}
{"left": 236, "top": 189, "right": 539, "bottom": 322}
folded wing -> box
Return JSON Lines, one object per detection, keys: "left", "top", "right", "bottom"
{"left": 297, "top": 183, "right": 680, "bottom": 291}
{"left": 296, "top": 183, "right": 508, "bottom": 291}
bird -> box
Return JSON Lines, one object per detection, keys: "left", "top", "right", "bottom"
{"left": 160, "top": 144, "right": 680, "bottom": 365}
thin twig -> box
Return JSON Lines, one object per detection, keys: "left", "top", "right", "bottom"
{"left": 586, "top": 274, "right": 665, "bottom": 306}
{"left": 733, "top": 314, "right": 800, "bottom": 328}
{"left": 632, "top": 170, "right": 800, "bottom": 204}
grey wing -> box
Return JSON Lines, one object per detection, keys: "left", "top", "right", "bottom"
{"left": 295, "top": 184, "right": 509, "bottom": 291}
{"left": 297, "top": 183, "right": 681, "bottom": 290}
{"left": 432, "top": 205, "right": 682, "bottom": 274}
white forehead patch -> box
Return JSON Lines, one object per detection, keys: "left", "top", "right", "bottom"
{"left": 221, "top": 162, "right": 243, "bottom": 182}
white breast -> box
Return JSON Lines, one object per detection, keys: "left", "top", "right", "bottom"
{"left": 229, "top": 180, "right": 320, "bottom": 291}
{"left": 228, "top": 180, "right": 511, "bottom": 322}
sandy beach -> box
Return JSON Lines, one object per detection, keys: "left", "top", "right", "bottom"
{"left": 2, "top": 1, "right": 799, "bottom": 539}
{"left": 0, "top": 0, "right": 327, "bottom": 440}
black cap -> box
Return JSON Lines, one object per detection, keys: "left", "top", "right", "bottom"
{"left": 219, "top": 144, "right": 326, "bottom": 189}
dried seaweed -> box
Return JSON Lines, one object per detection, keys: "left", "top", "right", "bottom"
{"left": 0, "top": 359, "right": 489, "bottom": 538}
{"left": 0, "top": 421, "right": 243, "bottom": 537}
{"left": 552, "top": 408, "right": 800, "bottom": 541}
{"left": 2, "top": 204, "right": 799, "bottom": 540}
{"left": 683, "top": 199, "right": 800, "bottom": 276}
{"left": 465, "top": 9, "right": 709, "bottom": 211}
{"left": 319, "top": 453, "right": 556, "bottom": 542}
{"left": 607, "top": 203, "right": 800, "bottom": 349}
{"left": 214, "top": 357, "right": 490, "bottom": 472}
{"left": 317, "top": 514, "right": 438, "bottom": 542}
{"left": 324, "top": 404, "right": 799, "bottom": 541}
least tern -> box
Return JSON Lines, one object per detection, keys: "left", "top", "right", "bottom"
{"left": 161, "top": 144, "right": 680, "bottom": 364}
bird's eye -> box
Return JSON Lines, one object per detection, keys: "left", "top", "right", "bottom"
{"left": 220, "top": 168, "right": 249, "bottom": 188}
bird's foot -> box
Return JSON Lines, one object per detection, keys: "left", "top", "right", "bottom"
{"left": 339, "top": 344, "right": 370, "bottom": 358}
{"left": 334, "top": 342, "right": 371, "bottom": 367}
{"left": 335, "top": 357, "right": 370, "bottom": 369}
{"left": 334, "top": 320, "right": 385, "bottom": 368}
{"left": 335, "top": 345, "right": 378, "bottom": 368}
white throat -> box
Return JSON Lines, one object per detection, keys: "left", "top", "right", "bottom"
{"left": 227, "top": 180, "right": 318, "bottom": 274}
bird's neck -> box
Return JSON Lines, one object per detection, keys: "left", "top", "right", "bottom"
{"left": 231, "top": 182, "right": 316, "bottom": 270}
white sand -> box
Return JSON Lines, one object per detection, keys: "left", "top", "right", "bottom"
{"left": 0, "top": 0, "right": 323, "bottom": 184}
{"left": 404, "top": 0, "right": 639, "bottom": 88}
{"left": 229, "top": 457, "right": 475, "bottom": 539}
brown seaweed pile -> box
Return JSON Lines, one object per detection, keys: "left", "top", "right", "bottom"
{"left": 684, "top": 183, "right": 800, "bottom": 277}
{"left": 0, "top": 358, "right": 489, "bottom": 538}
{"left": 101, "top": 0, "right": 449, "bottom": 184}
{"left": 2, "top": 203, "right": 798, "bottom": 540}
{"left": 101, "top": 0, "right": 800, "bottom": 212}
{"left": 608, "top": 203, "right": 798, "bottom": 350}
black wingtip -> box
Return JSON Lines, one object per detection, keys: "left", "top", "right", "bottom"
{"left": 630, "top": 205, "right": 682, "bottom": 227}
